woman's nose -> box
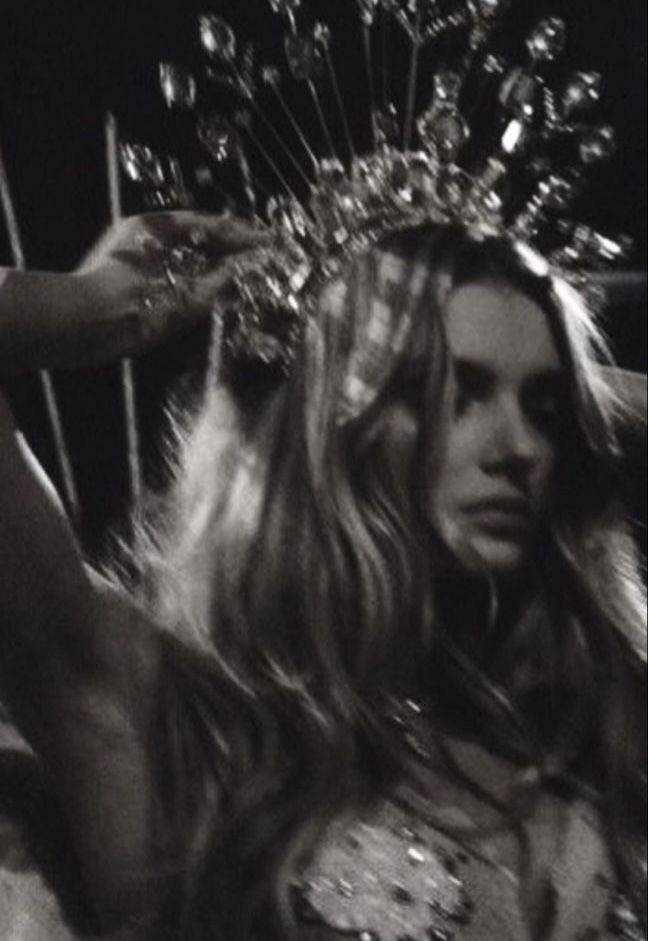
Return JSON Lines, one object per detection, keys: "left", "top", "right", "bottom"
{"left": 483, "top": 400, "right": 540, "bottom": 474}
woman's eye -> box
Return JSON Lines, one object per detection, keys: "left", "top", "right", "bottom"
{"left": 454, "top": 366, "right": 490, "bottom": 416}
{"left": 454, "top": 389, "right": 472, "bottom": 416}
{"left": 526, "top": 392, "right": 562, "bottom": 432}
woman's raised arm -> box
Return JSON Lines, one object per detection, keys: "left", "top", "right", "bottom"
{"left": 0, "top": 389, "right": 163, "bottom": 930}
{"left": 0, "top": 211, "right": 268, "bottom": 373}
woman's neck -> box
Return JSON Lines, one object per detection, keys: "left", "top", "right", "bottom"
{"left": 435, "top": 568, "right": 539, "bottom": 666}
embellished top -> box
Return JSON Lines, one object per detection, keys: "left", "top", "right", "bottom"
{"left": 0, "top": 717, "right": 644, "bottom": 941}
{"left": 293, "top": 727, "right": 646, "bottom": 941}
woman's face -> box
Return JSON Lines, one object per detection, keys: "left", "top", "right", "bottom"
{"left": 433, "top": 280, "right": 564, "bottom": 580}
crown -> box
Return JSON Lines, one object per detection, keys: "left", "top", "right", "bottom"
{"left": 119, "top": 0, "right": 634, "bottom": 373}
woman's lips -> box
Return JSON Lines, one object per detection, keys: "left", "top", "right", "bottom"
{"left": 462, "top": 498, "right": 531, "bottom": 535}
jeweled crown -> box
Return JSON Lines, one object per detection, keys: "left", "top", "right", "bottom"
{"left": 120, "top": 0, "right": 633, "bottom": 371}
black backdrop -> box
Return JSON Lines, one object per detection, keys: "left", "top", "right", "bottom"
{"left": 0, "top": 0, "right": 646, "bottom": 554}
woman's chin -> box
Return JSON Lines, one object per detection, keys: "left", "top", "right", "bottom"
{"left": 466, "top": 531, "right": 531, "bottom": 580}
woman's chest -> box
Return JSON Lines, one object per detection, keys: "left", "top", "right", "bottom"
{"left": 292, "top": 789, "right": 644, "bottom": 941}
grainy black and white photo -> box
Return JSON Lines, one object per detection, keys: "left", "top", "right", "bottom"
{"left": 0, "top": 1, "right": 646, "bottom": 939}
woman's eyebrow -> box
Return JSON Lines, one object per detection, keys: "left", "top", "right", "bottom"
{"left": 453, "top": 356, "right": 564, "bottom": 383}
{"left": 452, "top": 357, "right": 496, "bottom": 385}
{"left": 524, "top": 368, "right": 566, "bottom": 390}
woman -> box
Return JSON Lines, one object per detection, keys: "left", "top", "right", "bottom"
{"left": 0, "top": 222, "right": 646, "bottom": 940}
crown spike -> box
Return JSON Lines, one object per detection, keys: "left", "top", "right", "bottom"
{"left": 403, "top": 39, "right": 422, "bottom": 151}
{"left": 127, "top": 3, "right": 628, "bottom": 373}
{"left": 277, "top": 14, "right": 341, "bottom": 163}
{"left": 237, "top": 117, "right": 301, "bottom": 203}
{"left": 263, "top": 69, "right": 320, "bottom": 174}
{"left": 231, "top": 65, "right": 313, "bottom": 191}
{"left": 380, "top": 8, "right": 392, "bottom": 111}
{"left": 306, "top": 80, "right": 340, "bottom": 162}
{"left": 361, "top": 23, "right": 378, "bottom": 150}
{"left": 317, "top": 25, "right": 357, "bottom": 165}
{"left": 253, "top": 100, "right": 314, "bottom": 189}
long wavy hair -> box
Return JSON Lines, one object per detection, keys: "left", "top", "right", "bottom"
{"left": 134, "top": 223, "right": 646, "bottom": 939}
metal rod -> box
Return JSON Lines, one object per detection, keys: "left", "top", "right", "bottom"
{"left": 0, "top": 138, "right": 80, "bottom": 522}
{"left": 0, "top": 145, "right": 25, "bottom": 270}
{"left": 324, "top": 47, "right": 356, "bottom": 165}
{"left": 251, "top": 99, "right": 313, "bottom": 190}
{"left": 363, "top": 24, "right": 378, "bottom": 150}
{"left": 381, "top": 8, "right": 391, "bottom": 110}
{"left": 233, "top": 67, "right": 313, "bottom": 190}
{"left": 240, "top": 122, "right": 300, "bottom": 201}
{"left": 268, "top": 83, "right": 320, "bottom": 174}
{"left": 307, "top": 80, "right": 338, "bottom": 161}
{"left": 403, "top": 40, "right": 421, "bottom": 151}
{"left": 106, "top": 113, "right": 143, "bottom": 512}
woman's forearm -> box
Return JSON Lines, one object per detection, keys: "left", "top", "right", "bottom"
{"left": 0, "top": 213, "right": 269, "bottom": 376}
{"left": 0, "top": 267, "right": 104, "bottom": 373}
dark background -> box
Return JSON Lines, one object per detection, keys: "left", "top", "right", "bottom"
{"left": 0, "top": 0, "right": 646, "bottom": 554}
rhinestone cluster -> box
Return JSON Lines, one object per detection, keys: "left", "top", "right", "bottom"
{"left": 120, "top": 0, "right": 633, "bottom": 371}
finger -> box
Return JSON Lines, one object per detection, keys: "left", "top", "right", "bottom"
{"left": 109, "top": 248, "right": 166, "bottom": 275}
{"left": 144, "top": 211, "right": 270, "bottom": 252}
{"left": 77, "top": 217, "right": 148, "bottom": 271}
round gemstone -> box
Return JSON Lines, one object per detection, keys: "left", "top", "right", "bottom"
{"left": 285, "top": 34, "right": 324, "bottom": 81}
{"left": 262, "top": 66, "right": 281, "bottom": 86}
{"left": 499, "top": 66, "right": 541, "bottom": 119}
{"left": 356, "top": 0, "right": 381, "bottom": 27}
{"left": 269, "top": 0, "right": 302, "bottom": 13}
{"left": 539, "top": 174, "right": 581, "bottom": 210}
{"left": 579, "top": 125, "right": 617, "bottom": 165}
{"left": 526, "top": 17, "right": 567, "bottom": 62}
{"left": 120, "top": 143, "right": 166, "bottom": 187}
{"left": 562, "top": 71, "right": 603, "bottom": 117}
{"left": 433, "top": 71, "right": 462, "bottom": 105}
{"left": 159, "top": 63, "right": 197, "bottom": 110}
{"left": 197, "top": 116, "right": 238, "bottom": 164}
{"left": 314, "top": 21, "right": 332, "bottom": 47}
{"left": 199, "top": 14, "right": 237, "bottom": 61}
{"left": 418, "top": 108, "right": 469, "bottom": 162}
{"left": 476, "top": 0, "right": 511, "bottom": 19}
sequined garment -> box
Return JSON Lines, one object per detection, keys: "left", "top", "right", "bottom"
{"left": 1, "top": 719, "right": 644, "bottom": 940}
{"left": 294, "top": 736, "right": 646, "bottom": 941}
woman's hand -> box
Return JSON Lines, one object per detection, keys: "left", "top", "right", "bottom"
{"left": 73, "top": 210, "right": 270, "bottom": 364}
{"left": 0, "top": 211, "right": 269, "bottom": 373}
